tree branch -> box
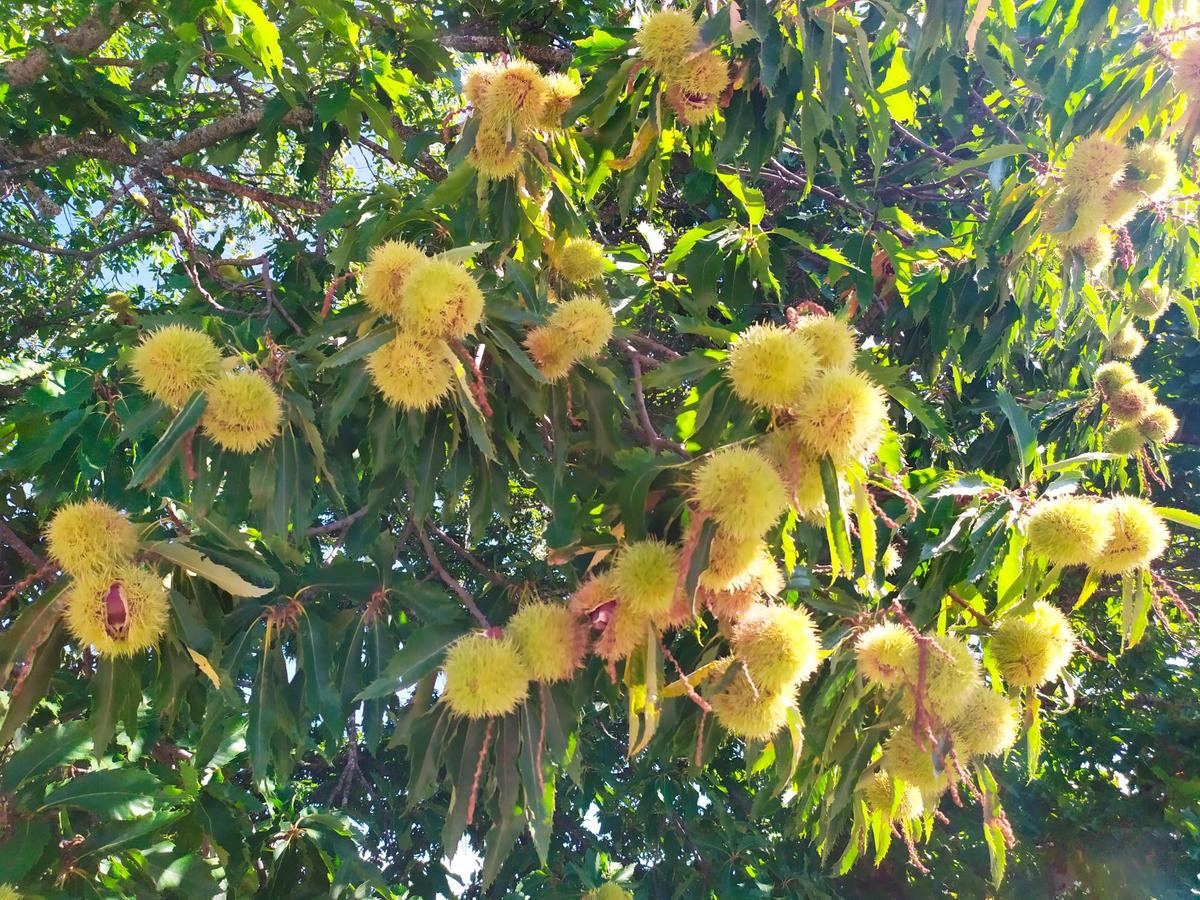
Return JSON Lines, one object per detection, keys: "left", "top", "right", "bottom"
{"left": 359, "top": 17, "right": 572, "bottom": 68}
{"left": 307, "top": 506, "right": 369, "bottom": 536}
{"left": 449, "top": 338, "right": 493, "bottom": 417}
{"left": 626, "top": 332, "right": 682, "bottom": 361}
{"left": 428, "top": 523, "right": 505, "bottom": 586}
{"left": 0, "top": 226, "right": 164, "bottom": 260}
{"left": 0, "top": 518, "right": 48, "bottom": 571}
{"left": 755, "top": 159, "right": 913, "bottom": 243}
{"left": 361, "top": 132, "right": 447, "bottom": 183}
{"left": 625, "top": 343, "right": 688, "bottom": 456}
{"left": 4, "top": 2, "right": 135, "bottom": 88}
{"left": 160, "top": 163, "right": 326, "bottom": 213}
{"left": 436, "top": 33, "right": 572, "bottom": 68}
{"left": 946, "top": 590, "right": 992, "bottom": 627}
{"left": 321, "top": 270, "right": 357, "bottom": 319}
{"left": 3, "top": 107, "right": 313, "bottom": 188}
{"left": 415, "top": 522, "right": 491, "bottom": 627}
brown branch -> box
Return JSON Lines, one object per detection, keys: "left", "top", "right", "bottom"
{"left": 890, "top": 121, "right": 967, "bottom": 168}
{"left": 0, "top": 562, "right": 57, "bottom": 613}
{"left": 415, "top": 522, "right": 491, "bottom": 627}
{"left": 0, "top": 519, "right": 48, "bottom": 571}
{"left": 626, "top": 332, "right": 683, "bottom": 361}
{"left": 164, "top": 107, "right": 310, "bottom": 164}
{"left": 437, "top": 33, "right": 571, "bottom": 68}
{"left": 756, "top": 159, "right": 913, "bottom": 244}
{"left": 428, "top": 523, "right": 504, "bottom": 586}
{"left": 320, "top": 271, "right": 357, "bottom": 319}
{"left": 946, "top": 590, "right": 992, "bottom": 627}
{"left": 307, "top": 506, "right": 369, "bottom": 536}
{"left": 363, "top": 129, "right": 448, "bottom": 183}
{"left": 0, "top": 227, "right": 165, "bottom": 260}
{"left": 258, "top": 257, "right": 303, "bottom": 335}
{"left": 626, "top": 344, "right": 688, "bottom": 455}
{"left": 659, "top": 637, "right": 712, "bottom": 714}
{"left": 4, "top": 107, "right": 312, "bottom": 183}
{"left": 4, "top": 2, "right": 134, "bottom": 88}
{"left": 967, "top": 88, "right": 1046, "bottom": 172}
{"left": 357, "top": 13, "right": 573, "bottom": 67}
{"left": 449, "top": 339, "right": 493, "bottom": 417}
{"left": 160, "top": 163, "right": 326, "bottom": 214}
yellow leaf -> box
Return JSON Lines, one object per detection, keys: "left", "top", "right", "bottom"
{"left": 607, "top": 120, "right": 659, "bottom": 171}
{"left": 661, "top": 657, "right": 728, "bottom": 698}
{"left": 187, "top": 648, "right": 222, "bottom": 690}
{"left": 148, "top": 541, "right": 272, "bottom": 598}
{"left": 878, "top": 49, "right": 917, "bottom": 125}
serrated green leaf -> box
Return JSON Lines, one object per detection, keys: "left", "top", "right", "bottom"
{"left": 357, "top": 625, "right": 463, "bottom": 701}
{"left": 38, "top": 769, "right": 159, "bottom": 819}
{"left": 1, "top": 720, "right": 91, "bottom": 793}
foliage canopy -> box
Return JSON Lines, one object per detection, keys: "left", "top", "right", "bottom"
{"left": 1, "top": 0, "right": 1200, "bottom": 897}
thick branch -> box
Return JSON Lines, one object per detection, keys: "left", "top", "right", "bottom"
{"left": 0, "top": 518, "right": 48, "bottom": 571}
{"left": 626, "top": 332, "right": 682, "bottom": 361}
{"left": 436, "top": 33, "right": 572, "bottom": 68}
{"left": 0, "top": 226, "right": 164, "bottom": 260}
{"left": 4, "top": 3, "right": 134, "bottom": 88}
{"left": 360, "top": 17, "right": 572, "bottom": 68}
{"left": 4, "top": 107, "right": 312, "bottom": 184}
{"left": 307, "top": 506, "right": 369, "bottom": 536}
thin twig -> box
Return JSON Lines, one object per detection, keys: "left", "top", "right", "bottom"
{"left": 449, "top": 339, "right": 493, "bottom": 417}
{"left": 626, "top": 345, "right": 687, "bottom": 455}
{"left": 260, "top": 258, "right": 302, "bottom": 335}
{"left": 0, "top": 226, "right": 164, "bottom": 260}
{"left": 320, "top": 270, "right": 357, "bottom": 320}
{"left": 946, "top": 590, "right": 992, "bottom": 627}
{"left": 660, "top": 637, "right": 712, "bottom": 713}
{"left": 967, "top": 87, "right": 1048, "bottom": 175}
{"left": 428, "top": 523, "right": 504, "bottom": 585}
{"left": 415, "top": 523, "right": 491, "bottom": 628}
{"left": 0, "top": 562, "right": 57, "bottom": 612}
